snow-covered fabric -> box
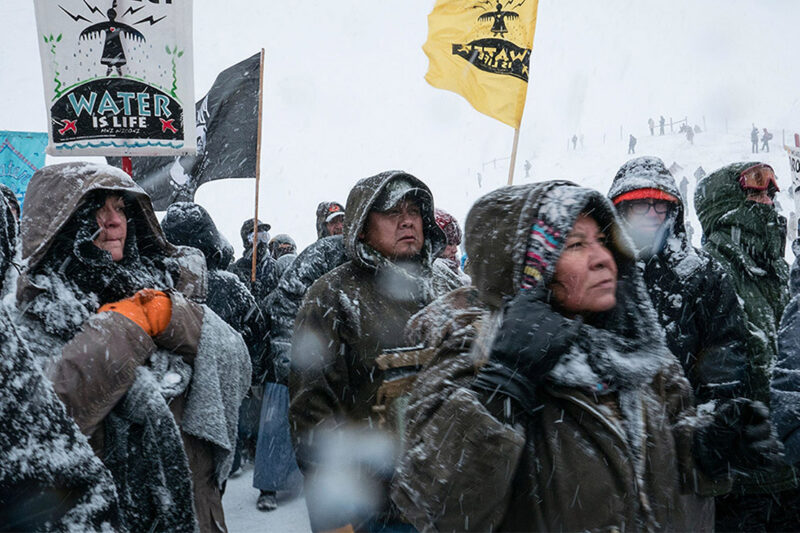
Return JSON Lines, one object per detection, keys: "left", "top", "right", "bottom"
{"left": 15, "top": 162, "right": 249, "bottom": 532}
{"left": 0, "top": 304, "right": 121, "bottom": 532}
{"left": 269, "top": 236, "right": 347, "bottom": 385}
{"left": 182, "top": 309, "right": 252, "bottom": 484}
{"left": 608, "top": 157, "right": 751, "bottom": 403}
{"left": 696, "top": 162, "right": 790, "bottom": 407}
{"left": 0, "top": 185, "right": 18, "bottom": 288}
{"left": 230, "top": 244, "right": 277, "bottom": 306}
{"left": 773, "top": 268, "right": 800, "bottom": 465}
{"left": 162, "top": 202, "right": 268, "bottom": 381}
{"left": 162, "top": 202, "right": 227, "bottom": 269}
{"left": 393, "top": 181, "right": 718, "bottom": 532}
{"left": 289, "top": 171, "right": 457, "bottom": 530}
{"left": 103, "top": 363, "right": 197, "bottom": 533}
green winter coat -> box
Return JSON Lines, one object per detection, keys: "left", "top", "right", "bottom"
{"left": 695, "top": 161, "right": 794, "bottom": 495}
{"left": 695, "top": 162, "right": 790, "bottom": 404}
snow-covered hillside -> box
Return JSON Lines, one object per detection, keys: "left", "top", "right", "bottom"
{"left": 468, "top": 126, "right": 799, "bottom": 258}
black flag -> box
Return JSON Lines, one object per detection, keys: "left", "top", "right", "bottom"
{"left": 108, "top": 52, "right": 261, "bottom": 210}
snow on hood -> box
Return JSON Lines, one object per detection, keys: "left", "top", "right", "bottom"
{"left": 21, "top": 162, "right": 175, "bottom": 273}
{"left": 464, "top": 180, "right": 636, "bottom": 309}
{"left": 162, "top": 201, "right": 228, "bottom": 270}
{"left": 17, "top": 162, "right": 206, "bottom": 305}
{"left": 695, "top": 161, "right": 768, "bottom": 234}
{"left": 607, "top": 156, "right": 686, "bottom": 233}
{"left": 342, "top": 170, "right": 446, "bottom": 271}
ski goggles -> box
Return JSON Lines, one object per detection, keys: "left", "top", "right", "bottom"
{"left": 739, "top": 164, "right": 779, "bottom": 193}
{"left": 247, "top": 231, "right": 271, "bottom": 245}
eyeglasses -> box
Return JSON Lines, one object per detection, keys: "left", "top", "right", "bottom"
{"left": 739, "top": 164, "right": 779, "bottom": 193}
{"left": 625, "top": 200, "right": 674, "bottom": 215}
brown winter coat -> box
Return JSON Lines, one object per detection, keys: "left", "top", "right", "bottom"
{"left": 392, "top": 182, "right": 725, "bottom": 532}
{"left": 289, "top": 171, "right": 460, "bottom": 529}
{"left": 16, "top": 162, "right": 250, "bottom": 533}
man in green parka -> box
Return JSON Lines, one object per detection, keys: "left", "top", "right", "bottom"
{"left": 696, "top": 161, "right": 800, "bottom": 530}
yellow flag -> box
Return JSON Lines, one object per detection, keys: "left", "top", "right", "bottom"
{"left": 424, "top": 0, "right": 539, "bottom": 128}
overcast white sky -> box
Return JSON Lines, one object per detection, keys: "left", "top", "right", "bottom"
{"left": 2, "top": 0, "right": 798, "bottom": 251}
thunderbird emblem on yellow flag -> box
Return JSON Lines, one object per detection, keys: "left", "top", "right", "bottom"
{"left": 424, "top": 0, "right": 539, "bottom": 128}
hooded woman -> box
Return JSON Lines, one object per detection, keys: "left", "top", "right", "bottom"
{"left": 15, "top": 162, "right": 251, "bottom": 533}
{"left": 392, "top": 181, "right": 781, "bottom": 532}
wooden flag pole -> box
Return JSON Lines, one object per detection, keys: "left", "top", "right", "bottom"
{"left": 251, "top": 48, "right": 266, "bottom": 282}
{"left": 507, "top": 127, "right": 520, "bottom": 185}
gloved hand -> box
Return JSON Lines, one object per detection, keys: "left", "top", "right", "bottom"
{"left": 694, "top": 398, "right": 785, "bottom": 479}
{"left": 473, "top": 287, "right": 582, "bottom": 412}
{"left": 98, "top": 289, "right": 172, "bottom": 337}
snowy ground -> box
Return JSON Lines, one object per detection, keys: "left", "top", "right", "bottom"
{"left": 223, "top": 465, "right": 310, "bottom": 533}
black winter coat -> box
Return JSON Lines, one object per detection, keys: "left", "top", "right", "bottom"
{"left": 162, "top": 202, "right": 270, "bottom": 381}
{"left": 640, "top": 247, "right": 750, "bottom": 402}
{"left": 609, "top": 157, "right": 750, "bottom": 403}
{"left": 230, "top": 243, "right": 278, "bottom": 306}
{"left": 268, "top": 236, "right": 347, "bottom": 384}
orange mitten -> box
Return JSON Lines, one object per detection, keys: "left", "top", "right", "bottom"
{"left": 98, "top": 289, "right": 172, "bottom": 336}
{"left": 320, "top": 526, "right": 355, "bottom": 533}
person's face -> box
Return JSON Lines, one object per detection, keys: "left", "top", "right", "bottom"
{"left": 745, "top": 189, "right": 774, "bottom": 206}
{"left": 362, "top": 198, "right": 424, "bottom": 260}
{"left": 326, "top": 216, "right": 344, "bottom": 236}
{"left": 93, "top": 195, "right": 127, "bottom": 262}
{"left": 622, "top": 200, "right": 671, "bottom": 233}
{"left": 740, "top": 165, "right": 778, "bottom": 206}
{"left": 549, "top": 215, "right": 618, "bottom": 315}
{"left": 443, "top": 243, "right": 459, "bottom": 262}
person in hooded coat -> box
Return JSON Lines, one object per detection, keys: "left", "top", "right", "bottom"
{"left": 161, "top": 202, "right": 270, "bottom": 480}
{"left": 434, "top": 208, "right": 469, "bottom": 284}
{"left": 230, "top": 218, "right": 278, "bottom": 305}
{"left": 391, "top": 181, "right": 782, "bottom": 532}
{"left": 14, "top": 162, "right": 251, "bottom": 533}
{"left": 269, "top": 233, "right": 297, "bottom": 260}
{"left": 161, "top": 202, "right": 268, "bottom": 367}
{"left": 0, "top": 190, "right": 122, "bottom": 532}
{"left": 607, "top": 156, "right": 750, "bottom": 403}
{"left": 316, "top": 201, "right": 345, "bottom": 239}
{"left": 695, "top": 161, "right": 800, "bottom": 530}
{"left": 289, "top": 170, "right": 462, "bottom": 531}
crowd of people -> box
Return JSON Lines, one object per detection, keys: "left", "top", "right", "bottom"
{"left": 2, "top": 155, "right": 800, "bottom": 532}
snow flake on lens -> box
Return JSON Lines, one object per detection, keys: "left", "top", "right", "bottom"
{"left": 452, "top": 0, "right": 532, "bottom": 82}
